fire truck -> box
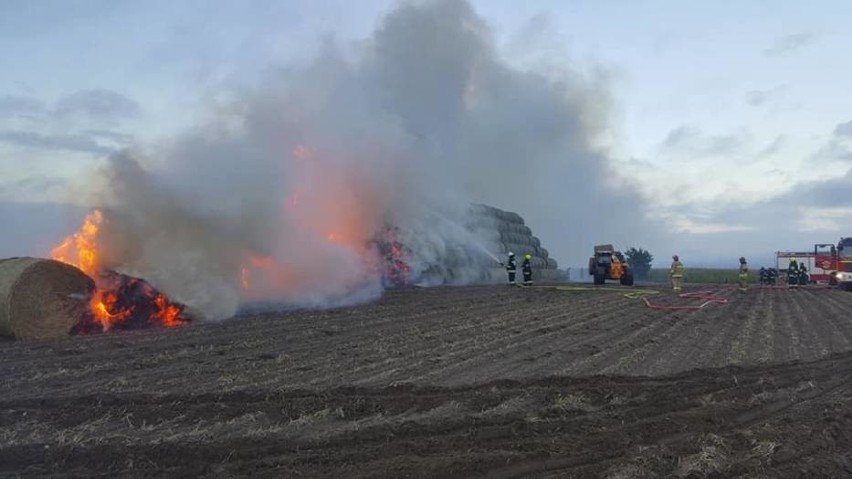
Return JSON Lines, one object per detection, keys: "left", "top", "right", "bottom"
{"left": 824, "top": 237, "right": 852, "bottom": 290}
{"left": 775, "top": 237, "right": 852, "bottom": 290}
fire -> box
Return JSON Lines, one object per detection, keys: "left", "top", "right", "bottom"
{"left": 377, "top": 226, "right": 410, "bottom": 287}
{"left": 50, "top": 210, "right": 188, "bottom": 333}
{"left": 237, "top": 144, "right": 391, "bottom": 299}
{"left": 50, "top": 209, "right": 103, "bottom": 274}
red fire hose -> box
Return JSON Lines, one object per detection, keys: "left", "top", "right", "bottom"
{"left": 642, "top": 289, "right": 730, "bottom": 311}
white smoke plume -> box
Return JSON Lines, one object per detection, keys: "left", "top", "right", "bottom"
{"left": 72, "top": 0, "right": 653, "bottom": 319}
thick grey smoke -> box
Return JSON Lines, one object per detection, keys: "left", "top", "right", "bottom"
{"left": 75, "top": 0, "right": 652, "bottom": 319}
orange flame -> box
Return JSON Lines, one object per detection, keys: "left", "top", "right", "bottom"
{"left": 237, "top": 144, "right": 388, "bottom": 299}
{"left": 51, "top": 209, "right": 186, "bottom": 332}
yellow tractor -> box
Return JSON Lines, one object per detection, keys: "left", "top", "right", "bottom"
{"left": 588, "top": 244, "right": 634, "bottom": 286}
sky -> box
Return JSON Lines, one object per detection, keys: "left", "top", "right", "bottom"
{"left": 2, "top": 0, "right": 852, "bottom": 268}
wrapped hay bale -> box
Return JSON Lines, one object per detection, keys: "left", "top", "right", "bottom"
{"left": 0, "top": 257, "right": 94, "bottom": 340}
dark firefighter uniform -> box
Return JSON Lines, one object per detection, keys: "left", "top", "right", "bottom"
{"left": 505, "top": 253, "right": 517, "bottom": 286}
{"left": 786, "top": 258, "right": 799, "bottom": 287}
{"left": 798, "top": 262, "right": 809, "bottom": 285}
{"left": 522, "top": 254, "right": 533, "bottom": 286}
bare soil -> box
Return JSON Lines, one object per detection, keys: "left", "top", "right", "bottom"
{"left": 2, "top": 284, "right": 852, "bottom": 477}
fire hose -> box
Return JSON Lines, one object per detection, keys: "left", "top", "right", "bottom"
{"left": 641, "top": 289, "right": 729, "bottom": 311}
{"left": 539, "top": 286, "right": 729, "bottom": 310}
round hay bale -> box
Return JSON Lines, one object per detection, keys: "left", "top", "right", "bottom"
{"left": 546, "top": 258, "right": 558, "bottom": 269}
{"left": 539, "top": 247, "right": 549, "bottom": 259}
{"left": 504, "top": 244, "right": 534, "bottom": 257}
{"left": 505, "top": 212, "right": 524, "bottom": 225}
{"left": 531, "top": 236, "right": 541, "bottom": 248}
{"left": 0, "top": 257, "right": 94, "bottom": 340}
{"left": 473, "top": 228, "right": 501, "bottom": 243}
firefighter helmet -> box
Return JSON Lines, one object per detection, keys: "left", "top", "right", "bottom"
{"left": 525, "top": 254, "right": 532, "bottom": 260}
{"left": 508, "top": 252, "right": 515, "bottom": 257}
{"left": 672, "top": 254, "right": 679, "bottom": 261}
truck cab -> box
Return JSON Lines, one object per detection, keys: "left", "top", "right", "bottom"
{"left": 836, "top": 237, "right": 852, "bottom": 290}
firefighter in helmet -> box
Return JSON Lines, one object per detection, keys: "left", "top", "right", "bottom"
{"left": 504, "top": 252, "right": 517, "bottom": 286}
{"left": 522, "top": 254, "right": 533, "bottom": 286}
{"left": 738, "top": 256, "right": 749, "bottom": 293}
{"left": 670, "top": 254, "right": 684, "bottom": 292}
{"left": 786, "top": 257, "right": 799, "bottom": 287}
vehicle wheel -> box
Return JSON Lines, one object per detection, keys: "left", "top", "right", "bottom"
{"left": 594, "top": 273, "right": 605, "bottom": 285}
{"left": 620, "top": 273, "right": 634, "bottom": 286}
{"left": 829, "top": 273, "right": 838, "bottom": 286}
{"left": 841, "top": 282, "right": 852, "bottom": 292}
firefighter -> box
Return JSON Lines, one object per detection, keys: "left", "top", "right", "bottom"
{"left": 738, "top": 257, "right": 749, "bottom": 293}
{"left": 798, "top": 261, "right": 809, "bottom": 285}
{"left": 522, "top": 254, "right": 533, "bottom": 286}
{"left": 670, "top": 255, "right": 684, "bottom": 292}
{"left": 504, "top": 252, "right": 517, "bottom": 286}
{"left": 768, "top": 267, "right": 778, "bottom": 285}
{"left": 786, "top": 257, "right": 799, "bottom": 287}
{"left": 759, "top": 267, "right": 768, "bottom": 285}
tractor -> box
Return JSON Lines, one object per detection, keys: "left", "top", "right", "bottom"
{"left": 588, "top": 244, "right": 634, "bottom": 286}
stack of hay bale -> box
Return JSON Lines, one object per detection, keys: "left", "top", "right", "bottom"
{"left": 467, "top": 204, "right": 559, "bottom": 281}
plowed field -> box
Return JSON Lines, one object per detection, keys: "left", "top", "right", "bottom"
{"left": 3, "top": 284, "right": 852, "bottom": 477}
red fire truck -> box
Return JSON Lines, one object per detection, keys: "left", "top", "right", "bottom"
{"left": 815, "top": 237, "right": 852, "bottom": 290}
{"left": 775, "top": 237, "right": 852, "bottom": 289}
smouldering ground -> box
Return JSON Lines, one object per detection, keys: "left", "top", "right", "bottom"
{"left": 2, "top": 284, "right": 852, "bottom": 477}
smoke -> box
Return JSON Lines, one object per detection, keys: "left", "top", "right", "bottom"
{"left": 76, "top": 0, "right": 653, "bottom": 319}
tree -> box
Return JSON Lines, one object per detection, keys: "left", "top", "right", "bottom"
{"left": 624, "top": 247, "right": 653, "bottom": 280}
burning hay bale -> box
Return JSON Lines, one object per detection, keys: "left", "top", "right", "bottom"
{"left": 1, "top": 255, "right": 193, "bottom": 340}
{"left": 0, "top": 257, "right": 94, "bottom": 340}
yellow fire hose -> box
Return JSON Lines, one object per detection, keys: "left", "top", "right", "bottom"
{"left": 532, "top": 285, "right": 660, "bottom": 299}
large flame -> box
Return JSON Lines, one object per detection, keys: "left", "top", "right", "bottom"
{"left": 237, "top": 144, "right": 395, "bottom": 301}
{"left": 51, "top": 209, "right": 185, "bottom": 332}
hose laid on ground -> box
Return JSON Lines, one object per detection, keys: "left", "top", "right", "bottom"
{"left": 537, "top": 285, "right": 729, "bottom": 310}
{"left": 539, "top": 285, "right": 660, "bottom": 300}
{"left": 641, "top": 289, "right": 730, "bottom": 311}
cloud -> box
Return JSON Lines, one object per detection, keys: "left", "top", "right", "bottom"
{"left": 756, "top": 135, "right": 786, "bottom": 158}
{"left": 745, "top": 90, "right": 768, "bottom": 107}
{"left": 812, "top": 119, "right": 852, "bottom": 163}
{"left": 668, "top": 217, "right": 756, "bottom": 234}
{"left": 9, "top": 176, "right": 68, "bottom": 192}
{"left": 0, "top": 130, "right": 115, "bottom": 155}
{"left": 661, "top": 125, "right": 749, "bottom": 157}
{"left": 55, "top": 89, "right": 141, "bottom": 120}
{"left": 796, "top": 206, "right": 852, "bottom": 231}
{"left": 0, "top": 200, "right": 89, "bottom": 258}
{"left": 83, "top": 129, "right": 135, "bottom": 144}
{"left": 0, "top": 95, "right": 45, "bottom": 117}
{"left": 834, "top": 120, "right": 852, "bottom": 138}
{"left": 764, "top": 32, "right": 814, "bottom": 56}
{"left": 744, "top": 84, "right": 788, "bottom": 108}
